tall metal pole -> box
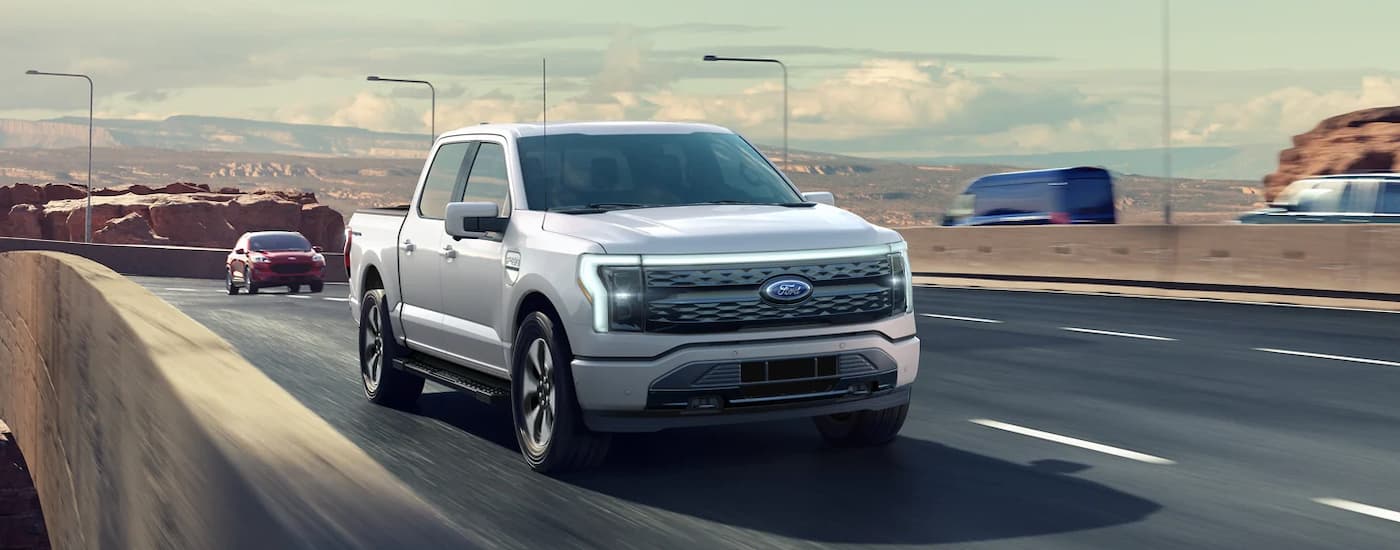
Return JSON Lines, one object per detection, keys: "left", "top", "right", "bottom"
{"left": 366, "top": 76, "right": 436, "bottom": 145}
{"left": 703, "top": 55, "right": 789, "bottom": 167}
{"left": 1162, "top": 0, "right": 1174, "bottom": 225}
{"left": 25, "top": 70, "right": 94, "bottom": 242}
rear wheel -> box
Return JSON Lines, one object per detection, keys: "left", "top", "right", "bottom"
{"left": 813, "top": 403, "right": 910, "bottom": 447}
{"left": 225, "top": 269, "right": 239, "bottom": 295}
{"left": 244, "top": 268, "right": 259, "bottom": 294}
{"left": 359, "top": 289, "right": 423, "bottom": 407}
{"left": 512, "top": 311, "right": 610, "bottom": 473}
{"left": 288, "top": 283, "right": 301, "bottom": 294}
{"left": 309, "top": 281, "right": 324, "bottom": 293}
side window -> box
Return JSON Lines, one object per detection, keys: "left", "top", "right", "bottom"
{"left": 418, "top": 142, "right": 471, "bottom": 219}
{"left": 1380, "top": 183, "right": 1400, "bottom": 214}
{"left": 459, "top": 142, "right": 512, "bottom": 214}
{"left": 1342, "top": 180, "right": 1378, "bottom": 213}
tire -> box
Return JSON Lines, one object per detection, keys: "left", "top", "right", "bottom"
{"left": 511, "top": 311, "right": 610, "bottom": 473}
{"left": 244, "top": 268, "right": 259, "bottom": 294}
{"left": 309, "top": 281, "right": 324, "bottom": 293}
{"left": 359, "top": 289, "right": 424, "bottom": 407}
{"left": 288, "top": 284, "right": 301, "bottom": 294}
{"left": 226, "top": 269, "right": 240, "bottom": 295}
{"left": 813, "top": 402, "right": 910, "bottom": 447}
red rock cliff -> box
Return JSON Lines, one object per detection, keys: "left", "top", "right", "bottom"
{"left": 0, "top": 182, "right": 344, "bottom": 250}
{"left": 1264, "top": 106, "right": 1400, "bottom": 200}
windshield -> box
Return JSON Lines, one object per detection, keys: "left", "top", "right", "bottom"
{"left": 516, "top": 132, "right": 802, "bottom": 211}
{"left": 248, "top": 234, "right": 311, "bottom": 251}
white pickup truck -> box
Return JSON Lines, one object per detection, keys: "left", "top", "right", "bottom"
{"left": 346, "top": 121, "right": 919, "bottom": 472}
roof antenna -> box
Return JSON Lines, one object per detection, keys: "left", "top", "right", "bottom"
{"left": 541, "top": 57, "right": 548, "bottom": 144}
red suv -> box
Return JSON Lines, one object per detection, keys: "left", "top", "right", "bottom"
{"left": 226, "top": 231, "right": 327, "bottom": 295}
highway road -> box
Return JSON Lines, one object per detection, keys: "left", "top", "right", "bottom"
{"left": 134, "top": 276, "right": 1400, "bottom": 549}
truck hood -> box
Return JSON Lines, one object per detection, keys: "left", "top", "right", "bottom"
{"left": 542, "top": 204, "right": 901, "bottom": 255}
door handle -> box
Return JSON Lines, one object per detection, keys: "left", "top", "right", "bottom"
{"left": 401, "top": 239, "right": 416, "bottom": 252}
{"left": 441, "top": 245, "right": 457, "bottom": 259}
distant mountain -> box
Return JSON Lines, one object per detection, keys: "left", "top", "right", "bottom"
{"left": 0, "top": 116, "right": 428, "bottom": 159}
{"left": 909, "top": 145, "right": 1282, "bottom": 181}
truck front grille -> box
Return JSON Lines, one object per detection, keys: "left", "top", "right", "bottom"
{"left": 646, "top": 258, "right": 891, "bottom": 288}
{"left": 642, "top": 256, "right": 894, "bottom": 333}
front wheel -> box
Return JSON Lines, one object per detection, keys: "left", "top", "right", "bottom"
{"left": 309, "top": 281, "right": 324, "bottom": 293}
{"left": 511, "top": 311, "right": 610, "bottom": 474}
{"left": 288, "top": 283, "right": 301, "bottom": 294}
{"left": 813, "top": 403, "right": 910, "bottom": 447}
{"left": 225, "top": 269, "right": 239, "bottom": 295}
{"left": 244, "top": 268, "right": 259, "bottom": 294}
{"left": 359, "top": 289, "right": 423, "bottom": 407}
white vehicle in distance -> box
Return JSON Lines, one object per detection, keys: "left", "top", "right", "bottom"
{"left": 345, "top": 121, "right": 919, "bottom": 473}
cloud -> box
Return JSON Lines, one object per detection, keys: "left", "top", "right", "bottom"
{"left": 126, "top": 89, "right": 170, "bottom": 103}
{"left": 388, "top": 84, "right": 468, "bottom": 100}
{"left": 325, "top": 92, "right": 423, "bottom": 132}
{"left": 1174, "top": 76, "right": 1400, "bottom": 145}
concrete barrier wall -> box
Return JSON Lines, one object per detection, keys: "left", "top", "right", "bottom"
{"left": 0, "top": 237, "right": 348, "bottom": 282}
{"left": 0, "top": 251, "right": 474, "bottom": 549}
{"left": 899, "top": 225, "right": 1400, "bottom": 296}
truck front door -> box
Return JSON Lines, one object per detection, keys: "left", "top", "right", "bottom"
{"left": 398, "top": 140, "right": 474, "bottom": 353}
{"left": 439, "top": 138, "right": 513, "bottom": 375}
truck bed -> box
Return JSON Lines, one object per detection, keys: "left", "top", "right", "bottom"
{"left": 356, "top": 205, "right": 411, "bottom": 217}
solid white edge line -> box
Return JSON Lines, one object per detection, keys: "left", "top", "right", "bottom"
{"left": 1313, "top": 498, "right": 1400, "bottom": 524}
{"left": 919, "top": 313, "right": 1002, "bottom": 324}
{"left": 162, "top": 287, "right": 200, "bottom": 292}
{"left": 1061, "top": 327, "right": 1177, "bottom": 341}
{"left": 1255, "top": 348, "right": 1400, "bottom": 368}
{"left": 970, "top": 419, "right": 1176, "bottom": 465}
{"left": 323, "top": 297, "right": 350, "bottom": 302}
{"left": 285, "top": 295, "right": 311, "bottom": 299}
{"left": 914, "top": 284, "right": 1400, "bottom": 315}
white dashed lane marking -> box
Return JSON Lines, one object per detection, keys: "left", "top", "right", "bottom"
{"left": 1255, "top": 348, "right": 1400, "bottom": 368}
{"left": 1061, "top": 327, "right": 1177, "bottom": 341}
{"left": 1314, "top": 498, "right": 1400, "bottom": 524}
{"left": 970, "top": 419, "right": 1176, "bottom": 465}
{"left": 919, "top": 313, "right": 1002, "bottom": 324}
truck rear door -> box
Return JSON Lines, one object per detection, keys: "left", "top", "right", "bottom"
{"left": 398, "top": 140, "right": 475, "bottom": 352}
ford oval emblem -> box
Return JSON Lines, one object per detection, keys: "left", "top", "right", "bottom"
{"left": 761, "top": 277, "right": 814, "bottom": 305}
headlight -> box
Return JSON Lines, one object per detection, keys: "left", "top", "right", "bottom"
{"left": 251, "top": 255, "right": 271, "bottom": 264}
{"left": 311, "top": 253, "right": 325, "bottom": 263}
{"left": 888, "top": 241, "right": 913, "bottom": 314}
{"left": 578, "top": 255, "right": 642, "bottom": 333}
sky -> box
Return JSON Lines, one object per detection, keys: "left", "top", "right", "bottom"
{"left": 3, "top": 0, "right": 1398, "bottom": 158}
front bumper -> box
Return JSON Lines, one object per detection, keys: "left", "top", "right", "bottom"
{"left": 250, "top": 268, "right": 325, "bottom": 285}
{"left": 571, "top": 331, "right": 919, "bottom": 432}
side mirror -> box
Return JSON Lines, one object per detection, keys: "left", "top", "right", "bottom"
{"left": 234, "top": 248, "right": 246, "bottom": 255}
{"left": 445, "top": 201, "right": 507, "bottom": 238}
{"left": 801, "top": 191, "right": 836, "bottom": 206}
{"left": 312, "top": 246, "right": 323, "bottom": 252}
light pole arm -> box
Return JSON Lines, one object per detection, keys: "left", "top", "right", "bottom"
{"left": 701, "top": 56, "right": 789, "bottom": 168}
{"left": 25, "top": 70, "right": 95, "bottom": 242}
{"left": 367, "top": 76, "right": 436, "bottom": 145}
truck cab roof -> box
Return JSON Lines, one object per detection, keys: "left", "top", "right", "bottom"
{"left": 439, "top": 121, "right": 733, "bottom": 140}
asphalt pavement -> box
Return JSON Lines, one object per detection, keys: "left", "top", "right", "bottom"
{"left": 133, "top": 276, "right": 1400, "bottom": 549}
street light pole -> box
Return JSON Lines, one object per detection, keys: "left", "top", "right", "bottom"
{"left": 26, "top": 69, "right": 94, "bottom": 243}
{"left": 366, "top": 76, "right": 436, "bottom": 145}
{"left": 1161, "top": 0, "right": 1174, "bottom": 225}
{"left": 703, "top": 55, "right": 788, "bottom": 168}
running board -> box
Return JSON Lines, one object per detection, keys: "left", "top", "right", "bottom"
{"left": 393, "top": 354, "right": 509, "bottom": 404}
